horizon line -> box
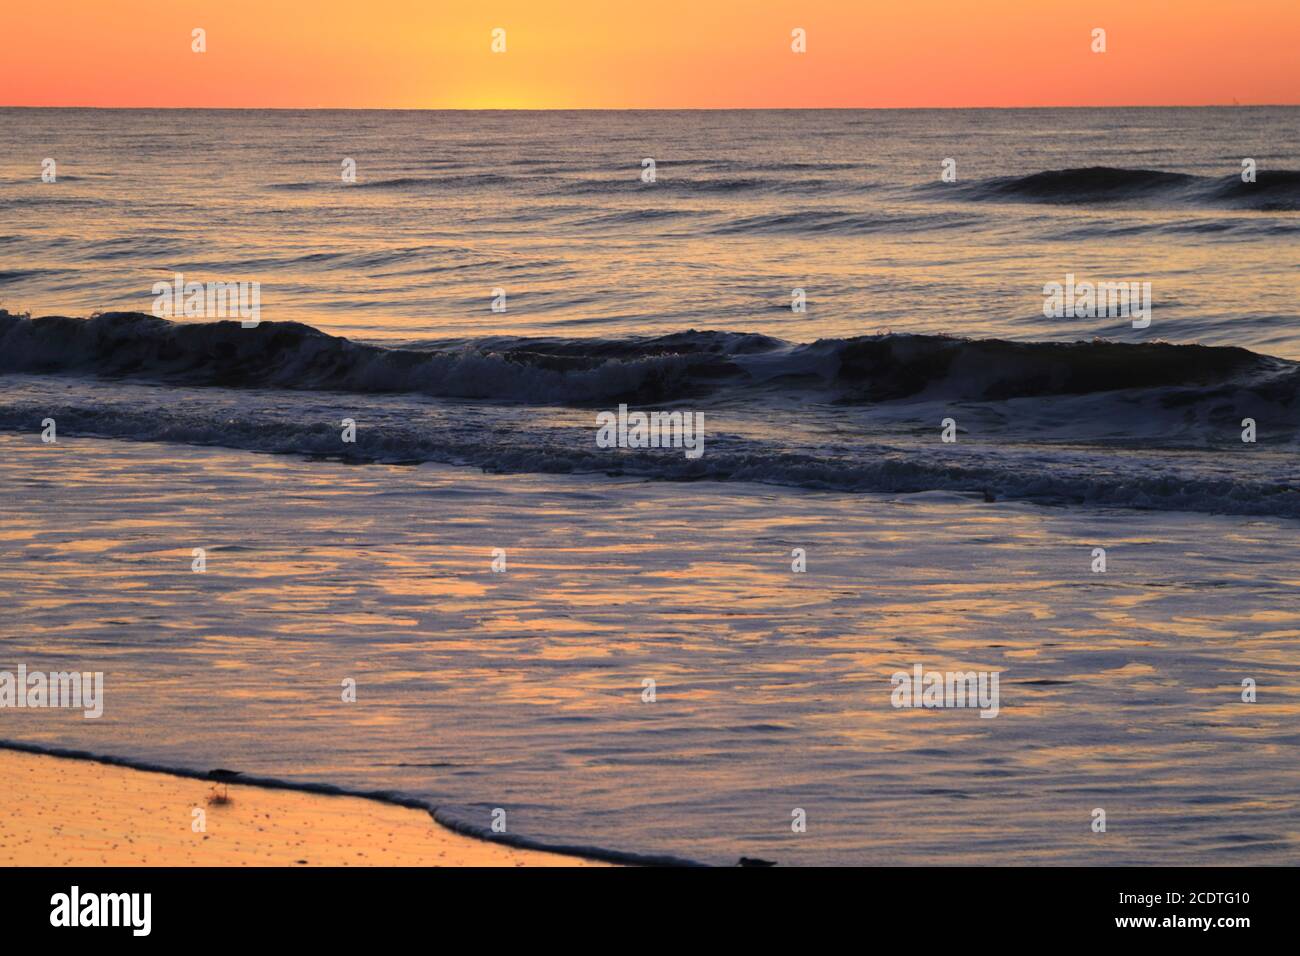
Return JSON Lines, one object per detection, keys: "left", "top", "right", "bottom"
{"left": 2, "top": 103, "right": 1297, "bottom": 112}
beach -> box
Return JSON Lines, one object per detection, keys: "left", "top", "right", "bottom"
{"left": 1, "top": 107, "right": 1298, "bottom": 867}
{"left": 0, "top": 746, "right": 607, "bottom": 866}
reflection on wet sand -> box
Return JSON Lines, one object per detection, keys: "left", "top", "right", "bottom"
{"left": 1, "top": 434, "right": 1297, "bottom": 865}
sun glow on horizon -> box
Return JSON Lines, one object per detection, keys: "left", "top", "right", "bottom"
{"left": 1, "top": 1, "right": 1298, "bottom": 110}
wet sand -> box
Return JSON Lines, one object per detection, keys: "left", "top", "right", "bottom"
{"left": 0, "top": 747, "right": 608, "bottom": 866}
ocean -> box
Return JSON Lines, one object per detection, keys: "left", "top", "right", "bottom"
{"left": 1, "top": 107, "right": 1298, "bottom": 865}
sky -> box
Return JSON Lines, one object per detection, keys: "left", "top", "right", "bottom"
{"left": 2, "top": 0, "right": 1298, "bottom": 109}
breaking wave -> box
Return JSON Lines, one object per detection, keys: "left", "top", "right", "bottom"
{"left": 3, "top": 310, "right": 1295, "bottom": 406}
{"left": 4, "top": 312, "right": 1298, "bottom": 517}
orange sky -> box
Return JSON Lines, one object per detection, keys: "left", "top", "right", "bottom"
{"left": 2, "top": 0, "right": 1297, "bottom": 108}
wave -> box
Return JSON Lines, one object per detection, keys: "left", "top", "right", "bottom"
{"left": 2, "top": 311, "right": 1295, "bottom": 407}
{"left": 551, "top": 176, "right": 848, "bottom": 196}
{"left": 3, "top": 387, "right": 1298, "bottom": 517}
{"left": 929, "top": 166, "right": 1300, "bottom": 210}
{"left": 0, "top": 311, "right": 750, "bottom": 404}
{"left": 3, "top": 311, "right": 1299, "bottom": 516}
{"left": 270, "top": 173, "right": 517, "bottom": 191}
{"left": 0, "top": 268, "right": 69, "bottom": 284}
{"left": 830, "top": 333, "right": 1288, "bottom": 401}
{"left": 706, "top": 210, "right": 979, "bottom": 235}
{"left": 565, "top": 208, "right": 706, "bottom": 228}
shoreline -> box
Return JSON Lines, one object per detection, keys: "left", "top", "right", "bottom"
{"left": 4, "top": 435, "right": 1297, "bottom": 864}
{"left": 0, "top": 743, "right": 615, "bottom": 867}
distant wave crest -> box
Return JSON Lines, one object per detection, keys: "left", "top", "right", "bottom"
{"left": 931, "top": 166, "right": 1300, "bottom": 210}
